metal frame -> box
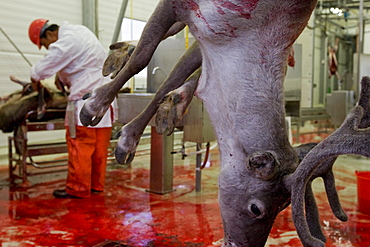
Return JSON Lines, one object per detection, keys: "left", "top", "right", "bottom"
{"left": 8, "top": 110, "right": 118, "bottom": 184}
{"left": 8, "top": 111, "right": 68, "bottom": 183}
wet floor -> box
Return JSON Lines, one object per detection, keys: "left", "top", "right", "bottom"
{"left": 0, "top": 133, "right": 370, "bottom": 247}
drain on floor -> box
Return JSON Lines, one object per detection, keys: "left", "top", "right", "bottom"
{"left": 93, "top": 241, "right": 134, "bottom": 247}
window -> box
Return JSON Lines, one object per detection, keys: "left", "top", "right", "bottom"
{"left": 121, "top": 18, "right": 147, "bottom": 92}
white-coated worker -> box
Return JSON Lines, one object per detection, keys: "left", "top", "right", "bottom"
{"left": 28, "top": 19, "right": 114, "bottom": 198}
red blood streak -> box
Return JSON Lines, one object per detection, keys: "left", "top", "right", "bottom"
{"left": 185, "top": 0, "right": 259, "bottom": 38}
{"left": 211, "top": 0, "right": 259, "bottom": 19}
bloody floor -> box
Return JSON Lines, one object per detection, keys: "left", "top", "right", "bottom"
{"left": 0, "top": 132, "right": 369, "bottom": 247}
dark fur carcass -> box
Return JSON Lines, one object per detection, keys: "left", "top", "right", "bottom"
{"left": 0, "top": 76, "right": 67, "bottom": 133}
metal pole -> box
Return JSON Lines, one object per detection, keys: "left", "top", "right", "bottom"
{"left": 356, "top": 0, "right": 364, "bottom": 99}
{"left": 0, "top": 27, "right": 32, "bottom": 67}
{"left": 111, "top": 0, "right": 129, "bottom": 46}
{"left": 148, "top": 127, "right": 174, "bottom": 194}
{"left": 195, "top": 143, "right": 202, "bottom": 192}
{"left": 82, "top": 0, "right": 98, "bottom": 36}
{"left": 311, "top": 11, "right": 316, "bottom": 107}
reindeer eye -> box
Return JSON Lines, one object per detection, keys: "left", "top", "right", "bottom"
{"left": 247, "top": 199, "right": 266, "bottom": 219}
{"left": 251, "top": 204, "right": 261, "bottom": 216}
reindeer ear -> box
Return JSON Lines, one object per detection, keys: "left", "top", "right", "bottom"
{"left": 247, "top": 151, "right": 278, "bottom": 180}
{"left": 294, "top": 143, "right": 317, "bottom": 162}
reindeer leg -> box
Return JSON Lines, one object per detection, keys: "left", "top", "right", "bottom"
{"left": 37, "top": 86, "right": 46, "bottom": 119}
{"left": 155, "top": 67, "right": 201, "bottom": 135}
{"left": 80, "top": 0, "right": 178, "bottom": 127}
{"left": 115, "top": 42, "right": 202, "bottom": 164}
{"left": 9, "top": 75, "right": 29, "bottom": 87}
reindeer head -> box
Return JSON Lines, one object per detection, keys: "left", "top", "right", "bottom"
{"left": 219, "top": 162, "right": 291, "bottom": 246}
{"left": 217, "top": 75, "right": 370, "bottom": 246}
{"left": 217, "top": 140, "right": 322, "bottom": 246}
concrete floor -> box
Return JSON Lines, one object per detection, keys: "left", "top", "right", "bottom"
{"left": 0, "top": 130, "right": 369, "bottom": 247}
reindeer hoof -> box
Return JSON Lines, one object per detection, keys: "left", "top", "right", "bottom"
{"left": 79, "top": 104, "right": 104, "bottom": 127}
{"left": 115, "top": 147, "right": 135, "bottom": 164}
{"left": 79, "top": 106, "right": 95, "bottom": 126}
{"left": 155, "top": 93, "right": 181, "bottom": 135}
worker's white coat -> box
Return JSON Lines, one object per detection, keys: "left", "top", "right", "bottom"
{"left": 30, "top": 21, "right": 113, "bottom": 127}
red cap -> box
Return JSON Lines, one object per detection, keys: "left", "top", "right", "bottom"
{"left": 28, "top": 19, "right": 49, "bottom": 49}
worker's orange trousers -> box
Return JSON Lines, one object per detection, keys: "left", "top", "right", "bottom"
{"left": 65, "top": 126, "right": 112, "bottom": 197}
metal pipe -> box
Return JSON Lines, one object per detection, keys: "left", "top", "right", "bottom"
{"left": 356, "top": 0, "right": 364, "bottom": 99}
{"left": 82, "top": 0, "right": 98, "bottom": 36}
{"left": 0, "top": 26, "right": 32, "bottom": 67}
{"left": 29, "top": 159, "right": 68, "bottom": 169}
{"left": 311, "top": 11, "right": 316, "bottom": 107}
{"left": 185, "top": 142, "right": 218, "bottom": 157}
{"left": 152, "top": 67, "right": 168, "bottom": 77}
{"left": 111, "top": 0, "right": 129, "bottom": 46}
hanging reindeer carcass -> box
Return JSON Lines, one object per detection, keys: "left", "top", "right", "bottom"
{"left": 79, "top": 1, "right": 370, "bottom": 246}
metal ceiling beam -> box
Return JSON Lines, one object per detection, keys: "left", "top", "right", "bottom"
{"left": 317, "top": 0, "right": 370, "bottom": 9}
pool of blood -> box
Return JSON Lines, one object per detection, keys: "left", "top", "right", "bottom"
{"left": 0, "top": 156, "right": 369, "bottom": 246}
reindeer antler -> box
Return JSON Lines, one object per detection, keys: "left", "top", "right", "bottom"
{"left": 284, "top": 76, "right": 370, "bottom": 247}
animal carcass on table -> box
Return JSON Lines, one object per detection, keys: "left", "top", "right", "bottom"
{"left": 0, "top": 76, "right": 67, "bottom": 133}
{"left": 79, "top": 1, "right": 370, "bottom": 247}
{"left": 3, "top": 76, "right": 68, "bottom": 183}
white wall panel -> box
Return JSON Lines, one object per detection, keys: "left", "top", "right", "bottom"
{"left": 126, "top": 0, "right": 160, "bottom": 21}
{"left": 296, "top": 14, "right": 315, "bottom": 108}
{"left": 0, "top": 0, "right": 82, "bottom": 95}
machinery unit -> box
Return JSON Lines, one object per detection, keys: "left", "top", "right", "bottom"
{"left": 117, "top": 93, "right": 155, "bottom": 124}
{"left": 326, "top": 90, "right": 355, "bottom": 127}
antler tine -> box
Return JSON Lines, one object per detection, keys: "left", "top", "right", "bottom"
{"left": 303, "top": 156, "right": 348, "bottom": 222}
{"left": 304, "top": 182, "right": 326, "bottom": 243}
{"left": 295, "top": 156, "right": 347, "bottom": 246}
{"left": 284, "top": 76, "right": 370, "bottom": 246}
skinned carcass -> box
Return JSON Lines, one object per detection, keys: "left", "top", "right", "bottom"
{"left": 0, "top": 76, "right": 67, "bottom": 133}
{"left": 79, "top": 1, "right": 370, "bottom": 247}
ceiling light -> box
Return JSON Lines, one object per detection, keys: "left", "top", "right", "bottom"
{"left": 330, "top": 7, "right": 343, "bottom": 16}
